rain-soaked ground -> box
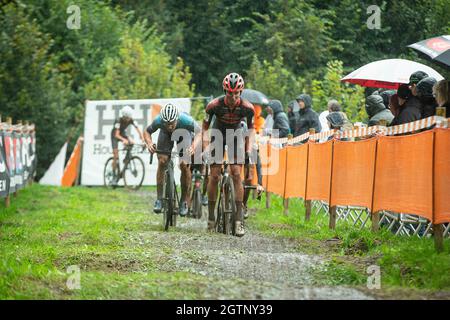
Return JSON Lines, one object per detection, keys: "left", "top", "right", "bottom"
{"left": 132, "top": 189, "right": 376, "bottom": 300}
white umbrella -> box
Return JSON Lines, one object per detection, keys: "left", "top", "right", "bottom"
{"left": 341, "top": 58, "right": 444, "bottom": 89}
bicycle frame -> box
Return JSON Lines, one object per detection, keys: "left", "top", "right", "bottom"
{"left": 117, "top": 144, "right": 145, "bottom": 178}
{"left": 150, "top": 149, "right": 181, "bottom": 230}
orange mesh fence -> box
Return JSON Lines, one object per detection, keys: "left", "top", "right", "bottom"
{"left": 284, "top": 144, "right": 308, "bottom": 199}
{"left": 62, "top": 137, "right": 83, "bottom": 187}
{"left": 434, "top": 128, "right": 450, "bottom": 224}
{"left": 259, "top": 143, "right": 270, "bottom": 189}
{"left": 267, "top": 146, "right": 287, "bottom": 197}
{"left": 330, "top": 138, "right": 377, "bottom": 209}
{"left": 373, "top": 131, "right": 433, "bottom": 221}
{"left": 306, "top": 141, "right": 333, "bottom": 202}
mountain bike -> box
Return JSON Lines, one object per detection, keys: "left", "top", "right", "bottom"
{"left": 150, "top": 149, "right": 180, "bottom": 231}
{"left": 104, "top": 144, "right": 145, "bottom": 190}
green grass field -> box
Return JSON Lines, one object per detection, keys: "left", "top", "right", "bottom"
{"left": 0, "top": 185, "right": 449, "bottom": 299}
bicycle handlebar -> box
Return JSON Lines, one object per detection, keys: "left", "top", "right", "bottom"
{"left": 120, "top": 143, "right": 147, "bottom": 152}
{"left": 149, "top": 149, "right": 180, "bottom": 164}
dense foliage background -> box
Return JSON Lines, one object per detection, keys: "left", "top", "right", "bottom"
{"left": 1, "top": 0, "right": 449, "bottom": 177}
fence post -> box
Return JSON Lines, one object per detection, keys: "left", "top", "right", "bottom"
{"left": 283, "top": 134, "right": 292, "bottom": 216}
{"left": 433, "top": 224, "right": 444, "bottom": 253}
{"left": 371, "top": 212, "right": 380, "bottom": 232}
{"left": 329, "top": 206, "right": 337, "bottom": 230}
{"left": 305, "top": 199, "right": 312, "bottom": 221}
{"left": 13, "top": 120, "right": 22, "bottom": 198}
{"left": 265, "top": 136, "right": 271, "bottom": 209}
{"left": 5, "top": 117, "right": 12, "bottom": 207}
{"left": 25, "top": 121, "right": 33, "bottom": 186}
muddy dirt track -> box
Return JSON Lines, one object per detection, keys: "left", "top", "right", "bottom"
{"left": 133, "top": 190, "right": 376, "bottom": 300}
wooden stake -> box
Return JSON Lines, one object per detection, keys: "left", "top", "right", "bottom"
{"left": 283, "top": 198, "right": 289, "bottom": 215}
{"left": 305, "top": 199, "right": 312, "bottom": 221}
{"left": 265, "top": 192, "right": 271, "bottom": 209}
{"left": 329, "top": 206, "right": 337, "bottom": 230}
{"left": 5, "top": 117, "right": 12, "bottom": 207}
{"left": 434, "top": 224, "right": 444, "bottom": 253}
{"left": 372, "top": 211, "right": 380, "bottom": 232}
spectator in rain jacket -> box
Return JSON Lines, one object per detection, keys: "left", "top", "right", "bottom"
{"left": 266, "top": 100, "right": 290, "bottom": 138}
{"left": 379, "top": 90, "right": 396, "bottom": 109}
{"left": 390, "top": 84, "right": 422, "bottom": 126}
{"left": 409, "top": 70, "right": 429, "bottom": 97}
{"left": 416, "top": 76, "right": 437, "bottom": 118}
{"left": 294, "top": 94, "right": 321, "bottom": 136}
{"left": 326, "top": 100, "right": 353, "bottom": 131}
{"left": 433, "top": 79, "right": 450, "bottom": 118}
{"left": 365, "top": 94, "right": 394, "bottom": 126}
{"left": 287, "top": 100, "right": 298, "bottom": 135}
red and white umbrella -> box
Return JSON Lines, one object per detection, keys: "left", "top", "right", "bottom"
{"left": 341, "top": 58, "right": 444, "bottom": 89}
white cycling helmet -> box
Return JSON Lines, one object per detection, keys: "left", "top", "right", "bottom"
{"left": 160, "top": 103, "right": 179, "bottom": 122}
{"left": 120, "top": 105, "right": 134, "bottom": 118}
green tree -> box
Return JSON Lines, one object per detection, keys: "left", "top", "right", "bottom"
{"left": 311, "top": 60, "right": 366, "bottom": 122}
{"left": 84, "top": 26, "right": 194, "bottom": 100}
{"left": 245, "top": 55, "right": 305, "bottom": 108}
{"left": 0, "top": 3, "right": 71, "bottom": 178}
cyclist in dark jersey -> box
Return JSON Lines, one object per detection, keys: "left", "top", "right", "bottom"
{"left": 145, "top": 103, "right": 202, "bottom": 216}
{"left": 202, "top": 72, "right": 255, "bottom": 237}
{"left": 111, "top": 105, "right": 145, "bottom": 182}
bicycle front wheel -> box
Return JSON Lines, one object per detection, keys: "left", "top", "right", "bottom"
{"left": 104, "top": 157, "right": 118, "bottom": 188}
{"left": 123, "top": 156, "right": 145, "bottom": 190}
{"left": 163, "top": 171, "right": 172, "bottom": 231}
{"left": 224, "top": 176, "right": 236, "bottom": 235}
{"left": 192, "top": 188, "right": 202, "bottom": 219}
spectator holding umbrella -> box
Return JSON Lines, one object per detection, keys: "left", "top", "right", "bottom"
{"left": 416, "top": 76, "right": 438, "bottom": 118}
{"left": 390, "top": 84, "right": 422, "bottom": 126}
{"left": 433, "top": 79, "right": 450, "bottom": 118}
{"left": 408, "top": 70, "right": 429, "bottom": 97}
{"left": 294, "top": 94, "right": 321, "bottom": 136}
{"left": 365, "top": 94, "right": 394, "bottom": 126}
{"left": 379, "top": 90, "right": 396, "bottom": 109}
{"left": 388, "top": 93, "right": 401, "bottom": 117}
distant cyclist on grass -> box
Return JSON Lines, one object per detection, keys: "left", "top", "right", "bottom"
{"left": 202, "top": 72, "right": 255, "bottom": 237}
{"left": 111, "top": 105, "right": 145, "bottom": 184}
{"left": 144, "top": 103, "right": 202, "bottom": 216}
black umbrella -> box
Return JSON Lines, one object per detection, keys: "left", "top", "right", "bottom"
{"left": 241, "top": 89, "right": 269, "bottom": 106}
{"left": 408, "top": 35, "right": 450, "bottom": 70}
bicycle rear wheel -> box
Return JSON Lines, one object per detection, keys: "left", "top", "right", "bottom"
{"left": 123, "top": 156, "right": 145, "bottom": 190}
{"left": 192, "top": 188, "right": 202, "bottom": 219}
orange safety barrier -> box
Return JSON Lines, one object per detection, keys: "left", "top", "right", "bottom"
{"left": 62, "top": 137, "right": 83, "bottom": 187}
{"left": 267, "top": 146, "right": 286, "bottom": 197}
{"left": 284, "top": 144, "right": 308, "bottom": 199}
{"left": 373, "top": 131, "right": 434, "bottom": 221}
{"left": 260, "top": 127, "right": 450, "bottom": 226}
{"left": 306, "top": 141, "right": 333, "bottom": 202}
{"left": 434, "top": 128, "right": 450, "bottom": 224}
{"left": 259, "top": 143, "right": 270, "bottom": 189}
{"left": 330, "top": 138, "right": 377, "bottom": 209}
